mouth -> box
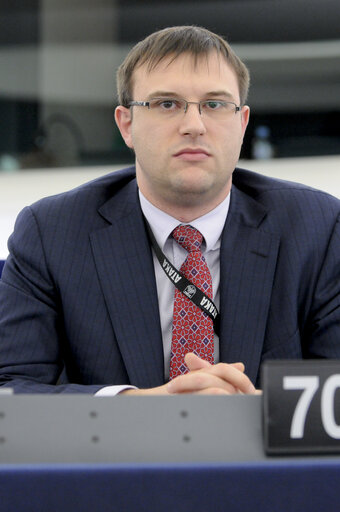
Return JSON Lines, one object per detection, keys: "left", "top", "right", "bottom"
{"left": 173, "top": 148, "right": 211, "bottom": 161}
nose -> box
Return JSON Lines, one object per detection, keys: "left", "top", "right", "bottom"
{"left": 178, "top": 102, "right": 207, "bottom": 137}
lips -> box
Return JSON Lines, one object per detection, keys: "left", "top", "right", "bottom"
{"left": 174, "top": 148, "right": 211, "bottom": 161}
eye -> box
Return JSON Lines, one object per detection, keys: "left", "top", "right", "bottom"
{"left": 203, "top": 100, "right": 226, "bottom": 110}
{"left": 152, "top": 99, "right": 181, "bottom": 111}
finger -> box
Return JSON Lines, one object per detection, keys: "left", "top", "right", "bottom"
{"left": 184, "top": 354, "right": 245, "bottom": 373}
{"left": 184, "top": 352, "right": 212, "bottom": 371}
{"left": 203, "top": 363, "right": 256, "bottom": 394}
{"left": 230, "top": 362, "right": 245, "bottom": 373}
{"left": 167, "top": 371, "right": 238, "bottom": 395}
{"left": 192, "top": 387, "right": 233, "bottom": 395}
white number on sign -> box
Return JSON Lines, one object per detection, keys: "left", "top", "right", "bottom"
{"left": 321, "top": 375, "right": 340, "bottom": 439}
{"left": 283, "top": 376, "right": 319, "bottom": 439}
{"left": 283, "top": 374, "right": 340, "bottom": 439}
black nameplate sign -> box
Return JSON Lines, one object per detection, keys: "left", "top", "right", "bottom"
{"left": 262, "top": 360, "right": 340, "bottom": 455}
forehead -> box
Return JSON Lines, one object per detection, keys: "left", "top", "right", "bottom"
{"left": 131, "top": 52, "right": 240, "bottom": 102}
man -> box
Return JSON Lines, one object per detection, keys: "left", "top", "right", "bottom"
{"left": 0, "top": 26, "right": 339, "bottom": 395}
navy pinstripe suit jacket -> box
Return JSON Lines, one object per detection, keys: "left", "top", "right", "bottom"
{"left": 0, "top": 166, "right": 339, "bottom": 393}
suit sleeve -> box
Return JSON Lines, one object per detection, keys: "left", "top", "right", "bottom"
{"left": 0, "top": 206, "right": 103, "bottom": 394}
{"left": 304, "top": 213, "right": 340, "bottom": 357}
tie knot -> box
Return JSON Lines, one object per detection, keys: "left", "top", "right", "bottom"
{"left": 172, "top": 224, "right": 203, "bottom": 253}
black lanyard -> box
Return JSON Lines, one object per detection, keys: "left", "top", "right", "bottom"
{"left": 144, "top": 219, "right": 220, "bottom": 336}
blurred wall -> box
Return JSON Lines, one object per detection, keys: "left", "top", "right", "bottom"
{"left": 1, "top": 156, "right": 339, "bottom": 259}
{"left": 0, "top": 0, "right": 339, "bottom": 168}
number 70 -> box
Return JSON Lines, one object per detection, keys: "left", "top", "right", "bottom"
{"left": 283, "top": 375, "right": 340, "bottom": 439}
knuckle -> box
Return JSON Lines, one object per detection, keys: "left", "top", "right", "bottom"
{"left": 193, "top": 373, "right": 206, "bottom": 388}
{"left": 209, "top": 387, "right": 229, "bottom": 395}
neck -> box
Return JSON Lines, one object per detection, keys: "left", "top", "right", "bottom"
{"left": 140, "top": 189, "right": 231, "bottom": 223}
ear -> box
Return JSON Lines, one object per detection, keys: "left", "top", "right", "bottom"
{"left": 114, "top": 106, "right": 134, "bottom": 149}
{"left": 240, "top": 105, "right": 250, "bottom": 136}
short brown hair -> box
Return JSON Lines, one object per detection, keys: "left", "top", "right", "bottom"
{"left": 116, "top": 26, "right": 250, "bottom": 107}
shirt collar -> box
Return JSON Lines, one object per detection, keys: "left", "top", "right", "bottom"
{"left": 139, "top": 190, "right": 230, "bottom": 252}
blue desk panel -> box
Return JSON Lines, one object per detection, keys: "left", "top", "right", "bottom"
{"left": 0, "top": 460, "right": 340, "bottom": 512}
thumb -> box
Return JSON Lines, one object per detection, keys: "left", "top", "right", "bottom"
{"left": 184, "top": 352, "right": 212, "bottom": 371}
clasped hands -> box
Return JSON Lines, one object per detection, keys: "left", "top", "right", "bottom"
{"left": 122, "top": 353, "right": 259, "bottom": 396}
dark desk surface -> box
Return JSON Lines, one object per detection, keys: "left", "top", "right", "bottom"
{"left": 1, "top": 459, "right": 340, "bottom": 512}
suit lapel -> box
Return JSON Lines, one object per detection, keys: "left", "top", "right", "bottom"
{"left": 90, "top": 179, "right": 164, "bottom": 388}
{"left": 219, "top": 185, "right": 280, "bottom": 384}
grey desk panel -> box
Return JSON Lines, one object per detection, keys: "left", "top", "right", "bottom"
{"left": 0, "top": 395, "right": 264, "bottom": 464}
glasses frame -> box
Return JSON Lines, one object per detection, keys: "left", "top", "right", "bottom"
{"left": 127, "top": 98, "right": 242, "bottom": 115}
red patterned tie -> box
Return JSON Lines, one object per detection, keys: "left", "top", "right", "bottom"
{"left": 169, "top": 224, "right": 214, "bottom": 380}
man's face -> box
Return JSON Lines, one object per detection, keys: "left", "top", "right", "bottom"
{"left": 115, "top": 52, "right": 249, "bottom": 216}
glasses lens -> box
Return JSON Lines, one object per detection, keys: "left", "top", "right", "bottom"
{"left": 149, "top": 98, "right": 185, "bottom": 114}
{"left": 146, "top": 98, "right": 238, "bottom": 118}
{"left": 201, "top": 101, "right": 236, "bottom": 116}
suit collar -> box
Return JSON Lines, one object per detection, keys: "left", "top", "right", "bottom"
{"left": 139, "top": 189, "right": 231, "bottom": 253}
{"left": 97, "top": 168, "right": 138, "bottom": 223}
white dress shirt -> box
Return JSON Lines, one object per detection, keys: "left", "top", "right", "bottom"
{"left": 96, "top": 189, "right": 230, "bottom": 396}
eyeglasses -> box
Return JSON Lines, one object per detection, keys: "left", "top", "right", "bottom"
{"left": 127, "top": 98, "right": 241, "bottom": 119}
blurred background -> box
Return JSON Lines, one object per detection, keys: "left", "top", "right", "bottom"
{"left": 1, "top": 0, "right": 340, "bottom": 170}
{"left": 0, "top": 0, "right": 340, "bottom": 257}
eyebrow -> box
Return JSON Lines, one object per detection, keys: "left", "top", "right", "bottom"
{"left": 146, "top": 91, "right": 181, "bottom": 100}
{"left": 146, "top": 90, "right": 236, "bottom": 101}
{"left": 204, "top": 91, "right": 235, "bottom": 99}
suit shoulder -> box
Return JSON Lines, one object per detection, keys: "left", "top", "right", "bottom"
{"left": 233, "top": 167, "right": 340, "bottom": 212}
{"left": 28, "top": 166, "right": 136, "bottom": 212}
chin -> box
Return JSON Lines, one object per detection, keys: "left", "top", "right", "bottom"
{"left": 168, "top": 185, "right": 215, "bottom": 207}
{"left": 172, "top": 170, "right": 214, "bottom": 191}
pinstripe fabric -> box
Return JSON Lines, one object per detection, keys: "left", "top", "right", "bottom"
{"left": 0, "top": 166, "right": 339, "bottom": 392}
{"left": 0, "top": 260, "right": 4, "bottom": 278}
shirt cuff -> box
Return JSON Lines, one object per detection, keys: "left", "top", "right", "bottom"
{"left": 94, "top": 385, "right": 138, "bottom": 397}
